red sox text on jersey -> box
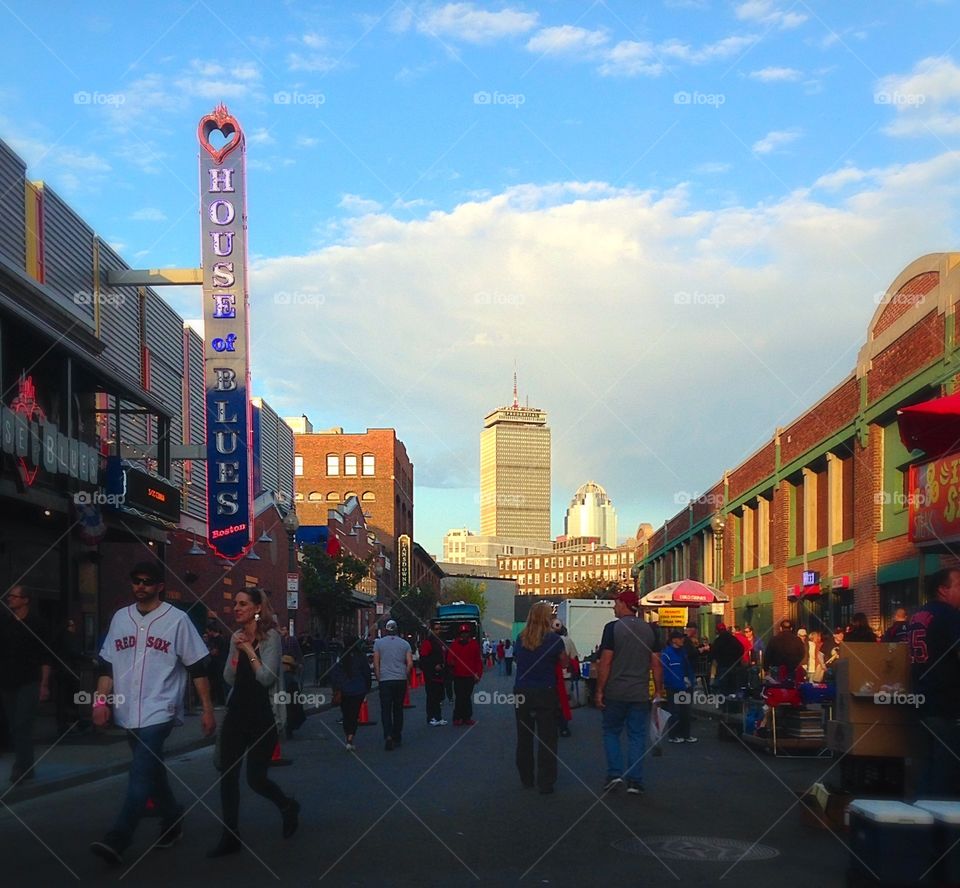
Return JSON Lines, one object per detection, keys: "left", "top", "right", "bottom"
{"left": 114, "top": 634, "right": 173, "bottom": 654}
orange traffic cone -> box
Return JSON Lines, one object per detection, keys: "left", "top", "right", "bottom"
{"left": 403, "top": 686, "right": 416, "bottom": 709}
{"left": 269, "top": 739, "right": 292, "bottom": 766}
{"left": 409, "top": 669, "right": 420, "bottom": 689}
{"left": 357, "top": 698, "right": 377, "bottom": 727}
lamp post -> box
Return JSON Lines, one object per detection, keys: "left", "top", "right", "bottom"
{"left": 282, "top": 507, "right": 300, "bottom": 572}
{"left": 710, "top": 512, "right": 725, "bottom": 588}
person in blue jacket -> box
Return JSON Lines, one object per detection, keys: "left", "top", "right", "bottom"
{"left": 662, "top": 629, "right": 698, "bottom": 743}
{"left": 330, "top": 635, "right": 372, "bottom": 752}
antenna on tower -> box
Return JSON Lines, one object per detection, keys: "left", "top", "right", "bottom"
{"left": 512, "top": 362, "right": 519, "bottom": 408}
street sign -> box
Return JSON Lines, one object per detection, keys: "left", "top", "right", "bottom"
{"left": 658, "top": 607, "right": 687, "bottom": 627}
{"left": 286, "top": 573, "right": 299, "bottom": 592}
{"left": 286, "top": 591, "right": 299, "bottom": 610}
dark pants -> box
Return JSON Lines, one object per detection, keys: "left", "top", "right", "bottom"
{"left": 918, "top": 715, "right": 960, "bottom": 798}
{"left": 666, "top": 689, "right": 692, "bottom": 739}
{"left": 425, "top": 682, "right": 444, "bottom": 722}
{"left": 515, "top": 687, "right": 558, "bottom": 790}
{"left": 219, "top": 714, "right": 289, "bottom": 834}
{"left": 379, "top": 680, "right": 407, "bottom": 741}
{"left": 108, "top": 720, "right": 179, "bottom": 849}
{"left": 1, "top": 683, "right": 39, "bottom": 775}
{"left": 55, "top": 670, "right": 82, "bottom": 733}
{"left": 340, "top": 695, "right": 364, "bottom": 737}
{"left": 452, "top": 677, "right": 476, "bottom": 722}
{"left": 504, "top": 659, "right": 513, "bottom": 676}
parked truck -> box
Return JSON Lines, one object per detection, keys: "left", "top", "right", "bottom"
{"left": 556, "top": 599, "right": 615, "bottom": 660}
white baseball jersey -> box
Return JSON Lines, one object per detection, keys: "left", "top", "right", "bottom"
{"left": 99, "top": 603, "right": 209, "bottom": 729}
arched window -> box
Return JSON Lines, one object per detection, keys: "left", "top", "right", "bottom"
{"left": 344, "top": 492, "right": 358, "bottom": 502}
{"left": 307, "top": 492, "right": 322, "bottom": 502}
{"left": 362, "top": 491, "right": 376, "bottom": 501}
{"left": 294, "top": 453, "right": 303, "bottom": 476}
{"left": 362, "top": 453, "right": 375, "bottom": 476}
{"left": 294, "top": 492, "right": 304, "bottom": 502}
{"left": 326, "top": 454, "right": 339, "bottom": 476}
{"left": 326, "top": 492, "right": 340, "bottom": 502}
{"left": 344, "top": 453, "right": 358, "bottom": 476}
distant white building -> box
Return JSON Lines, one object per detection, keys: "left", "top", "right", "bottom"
{"left": 564, "top": 481, "right": 618, "bottom": 549}
{"left": 443, "top": 527, "right": 552, "bottom": 567}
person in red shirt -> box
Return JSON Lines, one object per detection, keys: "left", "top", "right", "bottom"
{"left": 446, "top": 626, "right": 482, "bottom": 726}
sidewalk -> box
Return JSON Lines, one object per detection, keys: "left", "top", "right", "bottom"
{"left": 3, "top": 677, "right": 336, "bottom": 806}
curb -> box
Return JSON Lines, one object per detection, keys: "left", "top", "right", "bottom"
{"left": 4, "top": 700, "right": 335, "bottom": 806}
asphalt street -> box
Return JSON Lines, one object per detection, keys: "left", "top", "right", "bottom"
{"left": 0, "top": 673, "right": 854, "bottom": 887}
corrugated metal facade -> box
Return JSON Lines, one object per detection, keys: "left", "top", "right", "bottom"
{"left": 0, "top": 142, "right": 26, "bottom": 271}
{"left": 255, "top": 398, "right": 294, "bottom": 505}
{"left": 184, "top": 326, "right": 207, "bottom": 520}
{"left": 39, "top": 185, "right": 95, "bottom": 328}
{"left": 95, "top": 240, "right": 141, "bottom": 379}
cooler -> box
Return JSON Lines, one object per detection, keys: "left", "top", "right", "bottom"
{"left": 913, "top": 800, "right": 960, "bottom": 885}
{"left": 848, "top": 800, "right": 935, "bottom": 885}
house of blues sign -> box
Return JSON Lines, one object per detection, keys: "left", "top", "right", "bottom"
{"left": 198, "top": 105, "right": 253, "bottom": 559}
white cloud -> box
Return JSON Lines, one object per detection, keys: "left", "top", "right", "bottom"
{"left": 877, "top": 56, "right": 960, "bottom": 136}
{"left": 416, "top": 3, "right": 538, "bottom": 43}
{"left": 659, "top": 34, "right": 756, "bottom": 64}
{"left": 130, "top": 207, "right": 167, "bottom": 222}
{"left": 296, "top": 136, "right": 320, "bottom": 148}
{"left": 735, "top": 0, "right": 807, "bottom": 29}
{"left": 752, "top": 128, "right": 801, "bottom": 154}
{"left": 598, "top": 33, "right": 756, "bottom": 76}
{"left": 813, "top": 166, "right": 868, "bottom": 191}
{"left": 247, "top": 152, "right": 960, "bottom": 545}
{"left": 248, "top": 128, "right": 276, "bottom": 145}
{"left": 749, "top": 66, "right": 802, "bottom": 82}
{"left": 599, "top": 41, "right": 662, "bottom": 77}
{"left": 694, "top": 161, "right": 733, "bottom": 174}
{"left": 339, "top": 193, "right": 384, "bottom": 215}
{"left": 526, "top": 25, "right": 609, "bottom": 57}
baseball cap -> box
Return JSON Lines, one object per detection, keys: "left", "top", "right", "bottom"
{"left": 716, "top": 622, "right": 727, "bottom": 632}
{"left": 385, "top": 619, "right": 398, "bottom": 631}
{"left": 615, "top": 589, "right": 639, "bottom": 610}
{"left": 779, "top": 619, "right": 794, "bottom": 631}
{"left": 669, "top": 629, "right": 684, "bottom": 639}
{"left": 129, "top": 561, "right": 163, "bottom": 583}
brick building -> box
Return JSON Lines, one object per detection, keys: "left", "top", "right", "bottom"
{"left": 288, "top": 420, "right": 413, "bottom": 602}
{"left": 639, "top": 252, "right": 960, "bottom": 642}
{"left": 498, "top": 536, "right": 634, "bottom": 597}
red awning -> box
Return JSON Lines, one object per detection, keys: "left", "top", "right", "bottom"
{"left": 898, "top": 392, "right": 960, "bottom": 458}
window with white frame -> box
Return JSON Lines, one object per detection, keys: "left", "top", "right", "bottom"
{"left": 327, "top": 454, "right": 339, "bottom": 476}
{"left": 294, "top": 454, "right": 303, "bottom": 476}
{"left": 362, "top": 453, "right": 375, "bottom": 476}
{"left": 345, "top": 454, "right": 358, "bottom": 476}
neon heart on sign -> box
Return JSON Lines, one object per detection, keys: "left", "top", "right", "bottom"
{"left": 10, "top": 375, "right": 45, "bottom": 487}
{"left": 197, "top": 103, "right": 244, "bottom": 165}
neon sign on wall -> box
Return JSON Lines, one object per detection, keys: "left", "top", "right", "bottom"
{"left": 198, "top": 104, "right": 253, "bottom": 559}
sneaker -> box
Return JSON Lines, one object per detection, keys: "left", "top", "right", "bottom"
{"left": 345, "top": 742, "right": 355, "bottom": 751}
{"left": 155, "top": 817, "right": 183, "bottom": 850}
{"left": 626, "top": 781, "right": 645, "bottom": 795}
{"left": 685, "top": 736, "right": 699, "bottom": 743}
{"left": 428, "top": 718, "right": 441, "bottom": 726}
{"left": 668, "top": 737, "right": 685, "bottom": 744}
{"left": 462, "top": 719, "right": 476, "bottom": 726}
{"left": 90, "top": 838, "right": 124, "bottom": 865}
{"left": 436, "top": 719, "right": 448, "bottom": 725}
{"left": 602, "top": 776, "right": 623, "bottom": 793}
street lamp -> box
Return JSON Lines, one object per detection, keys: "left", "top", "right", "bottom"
{"left": 710, "top": 511, "right": 725, "bottom": 587}
{"left": 282, "top": 507, "right": 300, "bottom": 572}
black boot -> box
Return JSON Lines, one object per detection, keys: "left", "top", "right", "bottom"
{"left": 281, "top": 799, "right": 300, "bottom": 838}
{"left": 206, "top": 832, "right": 242, "bottom": 858}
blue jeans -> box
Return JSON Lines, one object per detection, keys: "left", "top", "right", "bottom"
{"left": 109, "top": 721, "right": 180, "bottom": 849}
{"left": 602, "top": 700, "right": 650, "bottom": 784}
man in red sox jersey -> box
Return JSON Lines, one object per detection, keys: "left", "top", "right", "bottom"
{"left": 89, "top": 562, "right": 215, "bottom": 865}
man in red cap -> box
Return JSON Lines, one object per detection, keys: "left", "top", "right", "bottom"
{"left": 595, "top": 590, "right": 663, "bottom": 795}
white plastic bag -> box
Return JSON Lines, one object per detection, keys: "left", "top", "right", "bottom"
{"left": 649, "top": 699, "right": 672, "bottom": 746}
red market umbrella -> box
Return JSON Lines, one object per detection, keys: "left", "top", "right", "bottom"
{"left": 640, "top": 579, "right": 729, "bottom": 607}
{"left": 898, "top": 392, "right": 960, "bottom": 458}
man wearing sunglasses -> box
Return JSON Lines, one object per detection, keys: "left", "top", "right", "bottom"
{"left": 90, "top": 561, "right": 215, "bottom": 865}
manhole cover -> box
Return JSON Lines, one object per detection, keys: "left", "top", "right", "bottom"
{"left": 613, "top": 836, "right": 779, "bottom": 862}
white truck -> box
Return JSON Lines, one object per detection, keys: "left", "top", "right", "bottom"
{"left": 556, "top": 599, "right": 615, "bottom": 661}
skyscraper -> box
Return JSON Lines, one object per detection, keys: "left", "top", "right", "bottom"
{"left": 564, "top": 481, "right": 618, "bottom": 548}
{"left": 480, "top": 378, "right": 551, "bottom": 539}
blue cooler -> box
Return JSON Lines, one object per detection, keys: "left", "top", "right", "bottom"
{"left": 848, "top": 800, "right": 935, "bottom": 885}
{"left": 913, "top": 801, "right": 960, "bottom": 885}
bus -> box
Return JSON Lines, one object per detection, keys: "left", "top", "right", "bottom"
{"left": 435, "top": 602, "right": 482, "bottom": 644}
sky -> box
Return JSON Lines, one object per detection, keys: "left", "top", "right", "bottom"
{"left": 2, "top": 0, "right": 960, "bottom": 556}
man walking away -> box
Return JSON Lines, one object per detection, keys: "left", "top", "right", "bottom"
{"left": 595, "top": 590, "right": 663, "bottom": 796}
{"left": 90, "top": 562, "right": 215, "bottom": 864}
{"left": 373, "top": 620, "right": 412, "bottom": 750}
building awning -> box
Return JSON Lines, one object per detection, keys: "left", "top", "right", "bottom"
{"left": 898, "top": 392, "right": 960, "bottom": 459}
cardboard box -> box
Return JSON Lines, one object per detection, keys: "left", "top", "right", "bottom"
{"left": 827, "top": 719, "right": 921, "bottom": 759}
{"left": 837, "top": 644, "right": 910, "bottom": 696}
{"left": 799, "top": 783, "right": 853, "bottom": 832}
{"left": 835, "top": 686, "right": 916, "bottom": 726}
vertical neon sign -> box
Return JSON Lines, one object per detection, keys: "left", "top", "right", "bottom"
{"left": 198, "top": 104, "right": 253, "bottom": 559}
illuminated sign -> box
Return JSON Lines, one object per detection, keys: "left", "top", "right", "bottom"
{"left": 198, "top": 104, "right": 253, "bottom": 560}
{"left": 1, "top": 375, "right": 99, "bottom": 488}
{"left": 909, "top": 455, "right": 960, "bottom": 545}
{"left": 398, "top": 534, "right": 411, "bottom": 590}
{"left": 801, "top": 570, "right": 820, "bottom": 587}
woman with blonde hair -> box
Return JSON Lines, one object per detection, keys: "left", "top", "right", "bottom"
{"left": 208, "top": 588, "right": 299, "bottom": 857}
{"left": 514, "top": 602, "right": 568, "bottom": 794}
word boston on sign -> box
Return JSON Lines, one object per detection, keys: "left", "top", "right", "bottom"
{"left": 198, "top": 105, "right": 253, "bottom": 559}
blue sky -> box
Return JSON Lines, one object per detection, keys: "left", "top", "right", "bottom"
{"left": 3, "top": 1, "right": 960, "bottom": 555}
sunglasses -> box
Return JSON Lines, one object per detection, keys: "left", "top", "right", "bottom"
{"left": 131, "top": 577, "right": 157, "bottom": 587}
